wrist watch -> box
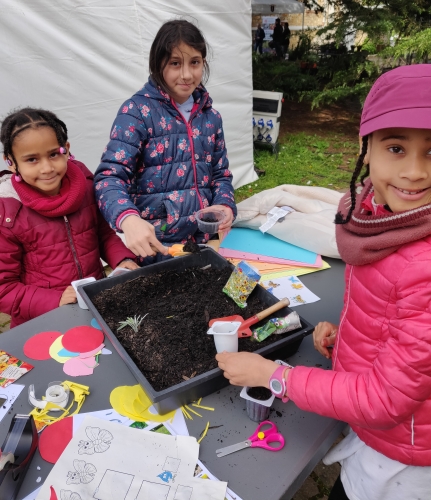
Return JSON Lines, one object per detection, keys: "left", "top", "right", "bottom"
{"left": 269, "top": 360, "right": 293, "bottom": 403}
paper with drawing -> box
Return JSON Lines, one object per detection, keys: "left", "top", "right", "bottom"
{"left": 36, "top": 416, "right": 226, "bottom": 500}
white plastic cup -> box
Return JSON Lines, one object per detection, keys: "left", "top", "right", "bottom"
{"left": 207, "top": 321, "right": 240, "bottom": 353}
{"left": 71, "top": 277, "right": 96, "bottom": 309}
{"left": 195, "top": 209, "right": 225, "bottom": 234}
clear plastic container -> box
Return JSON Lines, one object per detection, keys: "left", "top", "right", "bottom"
{"left": 195, "top": 209, "right": 225, "bottom": 234}
{"left": 240, "top": 386, "right": 275, "bottom": 422}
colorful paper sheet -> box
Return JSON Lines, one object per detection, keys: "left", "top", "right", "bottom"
{"left": 62, "top": 326, "right": 104, "bottom": 353}
{"left": 38, "top": 417, "right": 74, "bottom": 464}
{"left": 23, "top": 331, "right": 62, "bottom": 361}
{"left": 220, "top": 228, "right": 318, "bottom": 265}
{"left": 262, "top": 276, "right": 320, "bottom": 305}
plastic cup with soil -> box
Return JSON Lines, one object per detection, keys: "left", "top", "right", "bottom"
{"left": 240, "top": 386, "right": 275, "bottom": 422}
{"left": 195, "top": 209, "right": 225, "bottom": 234}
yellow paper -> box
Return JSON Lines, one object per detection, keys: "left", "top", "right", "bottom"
{"left": 49, "top": 335, "right": 72, "bottom": 364}
{"left": 110, "top": 385, "right": 176, "bottom": 423}
{"left": 260, "top": 260, "right": 331, "bottom": 281}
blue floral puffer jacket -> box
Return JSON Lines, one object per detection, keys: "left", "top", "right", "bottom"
{"left": 94, "top": 78, "right": 236, "bottom": 244}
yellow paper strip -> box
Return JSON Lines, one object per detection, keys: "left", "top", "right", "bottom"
{"left": 181, "top": 407, "right": 192, "bottom": 420}
{"left": 185, "top": 405, "right": 202, "bottom": 418}
{"left": 192, "top": 404, "right": 214, "bottom": 411}
{"left": 197, "top": 398, "right": 202, "bottom": 405}
{"left": 197, "top": 421, "right": 210, "bottom": 444}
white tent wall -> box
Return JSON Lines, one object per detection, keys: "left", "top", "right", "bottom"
{"left": 0, "top": 0, "right": 257, "bottom": 188}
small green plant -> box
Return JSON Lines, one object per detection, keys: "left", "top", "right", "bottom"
{"left": 117, "top": 314, "right": 148, "bottom": 333}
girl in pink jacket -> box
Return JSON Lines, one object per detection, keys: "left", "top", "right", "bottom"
{"left": 217, "top": 64, "right": 431, "bottom": 500}
{"left": 0, "top": 107, "right": 138, "bottom": 327}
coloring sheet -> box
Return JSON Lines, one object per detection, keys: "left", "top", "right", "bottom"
{"left": 262, "top": 276, "right": 320, "bottom": 305}
{"left": 0, "top": 383, "right": 25, "bottom": 423}
{"left": 36, "top": 416, "right": 227, "bottom": 500}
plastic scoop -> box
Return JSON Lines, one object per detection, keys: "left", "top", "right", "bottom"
{"left": 209, "top": 297, "right": 290, "bottom": 338}
{"left": 150, "top": 243, "right": 201, "bottom": 257}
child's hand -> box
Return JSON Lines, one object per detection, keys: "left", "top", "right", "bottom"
{"left": 59, "top": 286, "right": 77, "bottom": 306}
{"left": 117, "top": 259, "right": 139, "bottom": 270}
{"left": 209, "top": 205, "right": 234, "bottom": 231}
{"left": 216, "top": 352, "right": 278, "bottom": 388}
{"left": 121, "top": 216, "right": 169, "bottom": 258}
{"left": 313, "top": 321, "right": 338, "bottom": 359}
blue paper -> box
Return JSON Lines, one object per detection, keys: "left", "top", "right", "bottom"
{"left": 220, "top": 228, "right": 317, "bottom": 264}
{"left": 57, "top": 348, "right": 79, "bottom": 357}
{"left": 91, "top": 318, "right": 102, "bottom": 330}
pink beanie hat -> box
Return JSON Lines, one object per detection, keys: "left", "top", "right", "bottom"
{"left": 360, "top": 64, "right": 431, "bottom": 137}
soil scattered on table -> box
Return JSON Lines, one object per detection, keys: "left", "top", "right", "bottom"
{"left": 92, "top": 267, "right": 301, "bottom": 391}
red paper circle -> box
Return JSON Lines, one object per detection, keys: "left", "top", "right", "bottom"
{"left": 62, "top": 326, "right": 104, "bottom": 353}
{"left": 23, "top": 331, "right": 62, "bottom": 360}
{"left": 39, "top": 417, "right": 73, "bottom": 464}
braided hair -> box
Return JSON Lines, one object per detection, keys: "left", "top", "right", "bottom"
{"left": 335, "top": 135, "right": 369, "bottom": 224}
{"left": 0, "top": 108, "right": 68, "bottom": 172}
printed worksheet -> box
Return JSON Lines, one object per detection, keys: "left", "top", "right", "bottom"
{"left": 262, "top": 275, "right": 320, "bottom": 305}
{"left": 36, "top": 416, "right": 227, "bottom": 500}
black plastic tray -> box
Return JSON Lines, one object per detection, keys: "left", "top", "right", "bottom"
{"left": 80, "top": 248, "right": 314, "bottom": 414}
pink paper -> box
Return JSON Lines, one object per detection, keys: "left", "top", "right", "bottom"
{"left": 218, "top": 248, "right": 322, "bottom": 268}
{"left": 63, "top": 357, "right": 95, "bottom": 376}
{"left": 79, "top": 344, "right": 105, "bottom": 359}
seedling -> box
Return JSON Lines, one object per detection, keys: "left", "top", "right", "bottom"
{"left": 117, "top": 314, "right": 148, "bottom": 333}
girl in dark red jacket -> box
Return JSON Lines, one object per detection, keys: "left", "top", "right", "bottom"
{"left": 0, "top": 108, "right": 138, "bottom": 327}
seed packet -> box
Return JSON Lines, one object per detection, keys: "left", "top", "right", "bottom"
{"left": 223, "top": 261, "right": 261, "bottom": 308}
{"left": 252, "top": 312, "right": 301, "bottom": 342}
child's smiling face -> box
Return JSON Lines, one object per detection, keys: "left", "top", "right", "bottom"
{"left": 9, "top": 126, "right": 69, "bottom": 196}
{"left": 368, "top": 127, "right": 431, "bottom": 212}
{"left": 162, "top": 42, "right": 204, "bottom": 105}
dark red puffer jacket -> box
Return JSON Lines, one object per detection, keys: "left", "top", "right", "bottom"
{"left": 0, "top": 160, "right": 135, "bottom": 327}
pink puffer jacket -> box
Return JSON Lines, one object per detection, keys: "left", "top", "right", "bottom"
{"left": 0, "top": 162, "right": 135, "bottom": 328}
{"left": 288, "top": 236, "right": 431, "bottom": 466}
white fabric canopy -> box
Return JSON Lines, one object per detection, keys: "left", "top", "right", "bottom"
{"left": 0, "top": 0, "right": 257, "bottom": 188}
{"left": 252, "top": 0, "right": 305, "bottom": 14}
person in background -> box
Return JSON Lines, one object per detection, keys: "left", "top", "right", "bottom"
{"left": 282, "top": 22, "right": 291, "bottom": 57}
{"left": 0, "top": 108, "right": 138, "bottom": 327}
{"left": 271, "top": 18, "right": 284, "bottom": 59}
{"left": 217, "top": 65, "right": 431, "bottom": 500}
{"left": 94, "top": 20, "right": 236, "bottom": 263}
{"left": 255, "top": 23, "right": 265, "bottom": 54}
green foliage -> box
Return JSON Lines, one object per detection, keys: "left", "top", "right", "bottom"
{"left": 252, "top": 56, "right": 318, "bottom": 100}
{"left": 382, "top": 28, "right": 431, "bottom": 63}
{"left": 117, "top": 314, "right": 148, "bottom": 333}
{"left": 235, "top": 133, "right": 357, "bottom": 203}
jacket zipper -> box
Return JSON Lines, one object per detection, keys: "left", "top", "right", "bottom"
{"left": 170, "top": 98, "right": 204, "bottom": 210}
{"left": 333, "top": 265, "right": 353, "bottom": 368}
{"left": 64, "top": 216, "right": 83, "bottom": 279}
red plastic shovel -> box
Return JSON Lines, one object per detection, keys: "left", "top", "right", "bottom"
{"left": 209, "top": 298, "right": 290, "bottom": 338}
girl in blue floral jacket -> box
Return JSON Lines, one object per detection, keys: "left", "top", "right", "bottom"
{"left": 94, "top": 20, "right": 237, "bottom": 259}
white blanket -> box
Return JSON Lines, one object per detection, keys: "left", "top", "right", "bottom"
{"left": 234, "top": 185, "right": 343, "bottom": 259}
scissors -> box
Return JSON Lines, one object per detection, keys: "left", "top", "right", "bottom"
{"left": 216, "top": 421, "right": 285, "bottom": 458}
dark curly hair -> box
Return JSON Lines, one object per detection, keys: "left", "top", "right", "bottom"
{"left": 1, "top": 107, "right": 68, "bottom": 171}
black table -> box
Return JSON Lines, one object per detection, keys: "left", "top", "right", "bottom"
{"left": 0, "top": 258, "right": 346, "bottom": 500}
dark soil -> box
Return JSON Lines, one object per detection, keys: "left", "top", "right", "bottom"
{"left": 247, "top": 386, "right": 272, "bottom": 401}
{"left": 182, "top": 240, "right": 201, "bottom": 254}
{"left": 201, "top": 216, "right": 218, "bottom": 223}
{"left": 92, "top": 267, "right": 301, "bottom": 392}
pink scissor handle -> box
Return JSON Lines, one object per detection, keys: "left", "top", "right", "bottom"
{"left": 249, "top": 420, "right": 285, "bottom": 452}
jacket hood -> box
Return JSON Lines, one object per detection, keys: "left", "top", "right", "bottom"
{"left": 0, "top": 171, "right": 20, "bottom": 201}
{"left": 138, "top": 77, "right": 212, "bottom": 114}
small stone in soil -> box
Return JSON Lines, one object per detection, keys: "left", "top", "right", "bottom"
{"left": 247, "top": 386, "right": 272, "bottom": 401}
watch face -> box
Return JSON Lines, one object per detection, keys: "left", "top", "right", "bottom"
{"left": 270, "top": 379, "right": 283, "bottom": 394}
